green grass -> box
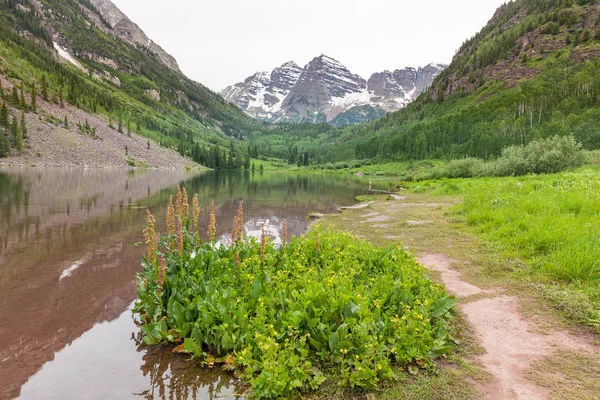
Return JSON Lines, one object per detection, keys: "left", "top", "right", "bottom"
{"left": 342, "top": 160, "right": 446, "bottom": 177}
{"left": 250, "top": 157, "right": 293, "bottom": 171}
{"left": 407, "top": 168, "right": 600, "bottom": 332}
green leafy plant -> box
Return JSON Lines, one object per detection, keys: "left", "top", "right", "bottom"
{"left": 134, "top": 187, "right": 455, "bottom": 398}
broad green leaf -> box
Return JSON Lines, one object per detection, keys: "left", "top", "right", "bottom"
{"left": 430, "top": 296, "right": 455, "bottom": 318}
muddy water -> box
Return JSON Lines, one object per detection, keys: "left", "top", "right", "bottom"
{"left": 0, "top": 168, "right": 374, "bottom": 400}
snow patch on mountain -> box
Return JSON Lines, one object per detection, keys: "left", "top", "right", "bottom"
{"left": 53, "top": 42, "right": 85, "bottom": 70}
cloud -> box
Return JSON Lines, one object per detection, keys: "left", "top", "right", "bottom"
{"left": 112, "top": 0, "right": 507, "bottom": 91}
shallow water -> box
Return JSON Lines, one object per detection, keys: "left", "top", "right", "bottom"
{"left": 0, "top": 167, "right": 375, "bottom": 400}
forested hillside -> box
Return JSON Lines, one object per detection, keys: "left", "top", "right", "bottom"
{"left": 0, "top": 0, "right": 261, "bottom": 166}
{"left": 3, "top": 0, "right": 599, "bottom": 169}
{"left": 265, "top": 0, "right": 600, "bottom": 165}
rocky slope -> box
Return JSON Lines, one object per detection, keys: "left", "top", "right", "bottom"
{"left": 88, "top": 0, "right": 180, "bottom": 72}
{"left": 0, "top": 0, "right": 259, "bottom": 168}
{"left": 0, "top": 78, "right": 195, "bottom": 168}
{"left": 221, "top": 55, "right": 446, "bottom": 125}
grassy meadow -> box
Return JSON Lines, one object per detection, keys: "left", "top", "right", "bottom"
{"left": 407, "top": 163, "right": 600, "bottom": 333}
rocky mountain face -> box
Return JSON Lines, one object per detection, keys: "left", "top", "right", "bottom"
{"left": 221, "top": 61, "right": 303, "bottom": 120}
{"left": 221, "top": 55, "right": 446, "bottom": 125}
{"left": 88, "top": 0, "right": 180, "bottom": 72}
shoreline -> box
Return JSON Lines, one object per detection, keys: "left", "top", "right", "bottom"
{"left": 0, "top": 161, "right": 207, "bottom": 170}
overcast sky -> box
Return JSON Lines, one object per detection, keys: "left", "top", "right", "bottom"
{"left": 111, "top": 0, "right": 508, "bottom": 92}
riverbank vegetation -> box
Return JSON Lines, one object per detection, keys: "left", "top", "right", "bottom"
{"left": 247, "top": 136, "right": 588, "bottom": 181}
{"left": 134, "top": 187, "right": 456, "bottom": 398}
{"left": 407, "top": 167, "right": 600, "bottom": 333}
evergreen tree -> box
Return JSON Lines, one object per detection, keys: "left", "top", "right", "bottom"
{"left": 147, "top": 139, "right": 150, "bottom": 150}
{"left": 20, "top": 83, "right": 26, "bottom": 111}
{"left": 0, "top": 103, "right": 7, "bottom": 127}
{"left": 0, "top": 132, "right": 8, "bottom": 157}
{"left": 212, "top": 145, "right": 221, "bottom": 169}
{"left": 15, "top": 121, "right": 23, "bottom": 151}
{"left": 10, "top": 116, "right": 18, "bottom": 147}
{"left": 108, "top": 116, "right": 114, "bottom": 129}
{"left": 0, "top": 80, "right": 4, "bottom": 99}
{"left": 229, "top": 151, "right": 236, "bottom": 169}
{"left": 64, "top": 116, "right": 69, "bottom": 129}
{"left": 136, "top": 120, "right": 141, "bottom": 133}
{"left": 11, "top": 86, "right": 19, "bottom": 105}
{"left": 259, "top": 164, "right": 264, "bottom": 171}
{"left": 30, "top": 83, "right": 37, "bottom": 112}
{"left": 192, "top": 142, "right": 201, "bottom": 162}
{"left": 41, "top": 75, "right": 48, "bottom": 101}
{"left": 20, "top": 112, "right": 27, "bottom": 139}
{"left": 251, "top": 161, "right": 255, "bottom": 171}
{"left": 125, "top": 145, "right": 128, "bottom": 156}
{"left": 244, "top": 154, "right": 250, "bottom": 169}
{"left": 118, "top": 114, "right": 123, "bottom": 133}
{"left": 59, "top": 86, "right": 64, "bottom": 108}
{"left": 127, "top": 119, "right": 131, "bottom": 136}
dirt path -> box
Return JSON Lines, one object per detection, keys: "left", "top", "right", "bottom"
{"left": 324, "top": 194, "right": 600, "bottom": 400}
{"left": 418, "top": 253, "right": 596, "bottom": 400}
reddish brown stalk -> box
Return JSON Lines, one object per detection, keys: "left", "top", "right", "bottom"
{"left": 315, "top": 232, "right": 320, "bottom": 252}
{"left": 236, "top": 200, "right": 244, "bottom": 242}
{"left": 175, "top": 185, "right": 182, "bottom": 219}
{"left": 157, "top": 257, "right": 166, "bottom": 293}
{"left": 143, "top": 209, "right": 158, "bottom": 268}
{"left": 231, "top": 216, "right": 239, "bottom": 244}
{"left": 260, "top": 224, "right": 266, "bottom": 259}
{"left": 182, "top": 187, "right": 189, "bottom": 223}
{"left": 235, "top": 251, "right": 240, "bottom": 267}
{"left": 177, "top": 215, "right": 183, "bottom": 255}
{"left": 166, "top": 195, "right": 175, "bottom": 236}
{"left": 208, "top": 200, "right": 216, "bottom": 243}
{"left": 282, "top": 220, "right": 288, "bottom": 245}
{"left": 192, "top": 194, "right": 200, "bottom": 237}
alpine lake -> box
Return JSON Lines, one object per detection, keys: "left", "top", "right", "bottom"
{"left": 0, "top": 167, "right": 386, "bottom": 400}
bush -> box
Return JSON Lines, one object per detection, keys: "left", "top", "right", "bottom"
{"left": 349, "top": 160, "right": 363, "bottom": 168}
{"left": 447, "top": 158, "right": 485, "bottom": 178}
{"left": 541, "top": 21, "right": 560, "bottom": 35}
{"left": 409, "top": 136, "right": 585, "bottom": 181}
{"left": 135, "top": 190, "right": 455, "bottom": 398}
{"left": 492, "top": 135, "right": 584, "bottom": 176}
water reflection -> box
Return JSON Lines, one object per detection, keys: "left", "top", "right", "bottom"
{"left": 0, "top": 168, "right": 200, "bottom": 400}
{"left": 0, "top": 168, "right": 375, "bottom": 400}
{"left": 17, "top": 304, "right": 243, "bottom": 400}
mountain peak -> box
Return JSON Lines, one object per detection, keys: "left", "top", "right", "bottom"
{"left": 279, "top": 60, "right": 299, "bottom": 68}
{"left": 221, "top": 56, "right": 446, "bottom": 125}
{"left": 312, "top": 54, "right": 346, "bottom": 68}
